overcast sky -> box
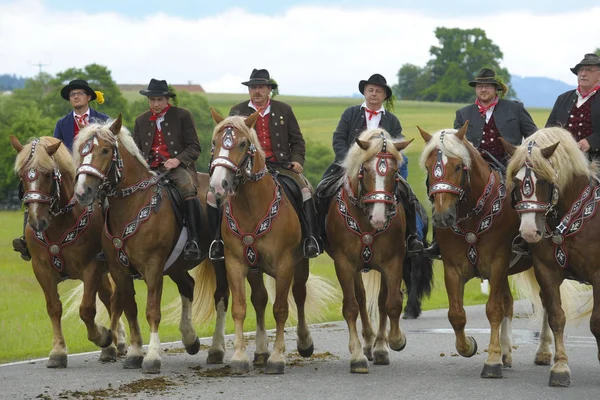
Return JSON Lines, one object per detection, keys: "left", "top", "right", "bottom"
{"left": 1, "top": 0, "right": 598, "bottom": 96}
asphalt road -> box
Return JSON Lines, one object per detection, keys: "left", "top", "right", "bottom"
{"left": 1, "top": 301, "right": 598, "bottom": 400}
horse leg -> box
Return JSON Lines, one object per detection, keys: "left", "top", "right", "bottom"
{"left": 32, "top": 264, "right": 67, "bottom": 368}
{"left": 293, "top": 259, "right": 314, "bottom": 358}
{"left": 207, "top": 259, "right": 228, "bottom": 364}
{"left": 228, "top": 260, "right": 250, "bottom": 375}
{"left": 373, "top": 273, "right": 390, "bottom": 365}
{"left": 534, "top": 309, "right": 553, "bottom": 365}
{"left": 141, "top": 269, "right": 165, "bottom": 374}
{"left": 104, "top": 275, "right": 128, "bottom": 357}
{"left": 247, "top": 272, "right": 270, "bottom": 367}
{"left": 444, "top": 267, "right": 477, "bottom": 360}
{"left": 79, "top": 265, "right": 113, "bottom": 361}
{"left": 113, "top": 272, "right": 144, "bottom": 369}
{"left": 355, "top": 271, "right": 376, "bottom": 361}
{"left": 501, "top": 279, "right": 514, "bottom": 368}
{"left": 337, "top": 259, "right": 368, "bottom": 373}
{"left": 168, "top": 268, "right": 200, "bottom": 356}
{"left": 386, "top": 260, "right": 406, "bottom": 354}
{"left": 481, "top": 268, "right": 507, "bottom": 379}
{"left": 265, "top": 262, "right": 294, "bottom": 375}
{"left": 97, "top": 273, "right": 121, "bottom": 362}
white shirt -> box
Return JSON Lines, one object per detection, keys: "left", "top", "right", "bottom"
{"left": 248, "top": 100, "right": 271, "bottom": 117}
{"left": 73, "top": 108, "right": 90, "bottom": 125}
{"left": 361, "top": 101, "right": 385, "bottom": 129}
{"left": 484, "top": 106, "right": 496, "bottom": 123}
{"left": 576, "top": 87, "right": 599, "bottom": 108}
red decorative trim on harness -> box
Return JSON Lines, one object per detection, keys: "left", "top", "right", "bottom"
{"left": 224, "top": 184, "right": 283, "bottom": 267}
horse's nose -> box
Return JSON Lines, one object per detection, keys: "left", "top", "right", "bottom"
{"left": 221, "top": 179, "right": 229, "bottom": 191}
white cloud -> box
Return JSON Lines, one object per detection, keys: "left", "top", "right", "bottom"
{"left": 1, "top": 0, "right": 598, "bottom": 96}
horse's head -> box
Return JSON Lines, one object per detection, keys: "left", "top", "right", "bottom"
{"left": 343, "top": 128, "right": 412, "bottom": 230}
{"left": 504, "top": 127, "right": 589, "bottom": 243}
{"left": 11, "top": 135, "right": 73, "bottom": 232}
{"left": 208, "top": 107, "right": 262, "bottom": 199}
{"left": 419, "top": 122, "right": 472, "bottom": 228}
{"left": 73, "top": 115, "right": 142, "bottom": 205}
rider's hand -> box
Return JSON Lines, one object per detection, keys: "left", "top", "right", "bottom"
{"left": 290, "top": 161, "right": 303, "bottom": 173}
{"left": 163, "top": 158, "right": 181, "bottom": 170}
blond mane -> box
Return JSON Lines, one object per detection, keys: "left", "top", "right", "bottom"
{"left": 72, "top": 120, "right": 149, "bottom": 169}
{"left": 212, "top": 116, "right": 266, "bottom": 160}
{"left": 506, "top": 127, "right": 600, "bottom": 192}
{"left": 14, "top": 136, "right": 75, "bottom": 181}
{"left": 342, "top": 128, "right": 404, "bottom": 182}
{"left": 419, "top": 128, "right": 472, "bottom": 169}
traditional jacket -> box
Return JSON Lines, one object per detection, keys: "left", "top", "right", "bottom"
{"left": 229, "top": 100, "right": 306, "bottom": 165}
{"left": 546, "top": 89, "right": 600, "bottom": 153}
{"left": 133, "top": 106, "right": 201, "bottom": 172}
{"left": 454, "top": 99, "right": 537, "bottom": 148}
{"left": 53, "top": 108, "right": 109, "bottom": 150}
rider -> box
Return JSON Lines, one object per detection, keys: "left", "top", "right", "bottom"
{"left": 422, "top": 68, "right": 538, "bottom": 259}
{"left": 207, "top": 68, "right": 321, "bottom": 260}
{"left": 319, "top": 73, "right": 424, "bottom": 256}
{"left": 133, "top": 78, "right": 203, "bottom": 261}
{"left": 12, "top": 79, "right": 109, "bottom": 261}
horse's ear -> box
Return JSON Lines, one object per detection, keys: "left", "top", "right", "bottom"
{"left": 46, "top": 140, "right": 62, "bottom": 157}
{"left": 499, "top": 137, "right": 517, "bottom": 156}
{"left": 110, "top": 114, "right": 123, "bottom": 136}
{"left": 394, "top": 138, "right": 414, "bottom": 151}
{"left": 455, "top": 121, "right": 469, "bottom": 140}
{"left": 355, "top": 138, "right": 370, "bottom": 150}
{"left": 9, "top": 135, "right": 23, "bottom": 153}
{"left": 210, "top": 107, "right": 224, "bottom": 124}
{"left": 417, "top": 126, "right": 432, "bottom": 143}
{"left": 541, "top": 142, "right": 560, "bottom": 159}
{"left": 245, "top": 110, "right": 260, "bottom": 129}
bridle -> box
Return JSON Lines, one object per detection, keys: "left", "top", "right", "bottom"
{"left": 209, "top": 125, "right": 268, "bottom": 189}
{"left": 427, "top": 131, "right": 471, "bottom": 203}
{"left": 75, "top": 134, "right": 124, "bottom": 196}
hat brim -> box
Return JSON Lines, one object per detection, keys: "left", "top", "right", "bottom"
{"left": 241, "top": 79, "right": 278, "bottom": 89}
{"left": 61, "top": 84, "right": 97, "bottom": 101}
{"left": 358, "top": 80, "right": 392, "bottom": 100}
{"left": 468, "top": 78, "right": 500, "bottom": 88}
{"left": 139, "top": 90, "right": 176, "bottom": 98}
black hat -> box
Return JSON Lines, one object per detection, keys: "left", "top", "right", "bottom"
{"left": 469, "top": 68, "right": 500, "bottom": 88}
{"left": 139, "top": 79, "right": 176, "bottom": 97}
{"left": 241, "top": 69, "right": 278, "bottom": 89}
{"left": 60, "top": 79, "right": 97, "bottom": 101}
{"left": 570, "top": 53, "right": 600, "bottom": 75}
{"left": 359, "top": 74, "right": 392, "bottom": 100}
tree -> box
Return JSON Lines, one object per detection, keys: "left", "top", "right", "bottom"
{"left": 596, "top": 48, "right": 600, "bottom": 57}
{"left": 394, "top": 27, "right": 514, "bottom": 103}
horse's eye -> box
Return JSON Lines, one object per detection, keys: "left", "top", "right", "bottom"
{"left": 239, "top": 141, "right": 246, "bottom": 148}
{"left": 455, "top": 164, "right": 462, "bottom": 172}
{"left": 101, "top": 148, "right": 110, "bottom": 155}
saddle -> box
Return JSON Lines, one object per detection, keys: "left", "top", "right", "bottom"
{"left": 270, "top": 169, "right": 305, "bottom": 226}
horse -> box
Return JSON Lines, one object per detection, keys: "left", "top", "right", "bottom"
{"left": 208, "top": 108, "right": 336, "bottom": 375}
{"left": 323, "top": 128, "right": 434, "bottom": 373}
{"left": 418, "top": 122, "right": 540, "bottom": 379}
{"left": 9, "top": 135, "right": 126, "bottom": 368}
{"left": 71, "top": 115, "right": 228, "bottom": 374}
{"left": 503, "top": 127, "right": 598, "bottom": 387}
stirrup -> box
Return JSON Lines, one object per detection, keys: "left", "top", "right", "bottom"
{"left": 406, "top": 236, "right": 424, "bottom": 257}
{"left": 303, "top": 236, "right": 321, "bottom": 258}
{"left": 422, "top": 242, "right": 441, "bottom": 260}
{"left": 511, "top": 236, "right": 530, "bottom": 256}
{"left": 184, "top": 241, "right": 201, "bottom": 261}
{"left": 209, "top": 240, "right": 225, "bottom": 261}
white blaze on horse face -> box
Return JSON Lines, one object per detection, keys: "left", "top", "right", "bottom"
{"left": 516, "top": 167, "right": 541, "bottom": 242}
{"left": 209, "top": 146, "right": 231, "bottom": 196}
{"left": 27, "top": 175, "right": 41, "bottom": 218}
{"left": 370, "top": 159, "right": 387, "bottom": 230}
{"left": 75, "top": 137, "right": 99, "bottom": 196}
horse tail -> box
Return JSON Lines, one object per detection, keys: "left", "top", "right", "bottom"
{"left": 362, "top": 270, "right": 381, "bottom": 322}
{"left": 265, "top": 271, "right": 340, "bottom": 324}
{"left": 510, "top": 268, "right": 593, "bottom": 323}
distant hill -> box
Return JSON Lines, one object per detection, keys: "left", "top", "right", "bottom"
{"left": 511, "top": 75, "right": 573, "bottom": 109}
{"left": 0, "top": 74, "right": 26, "bottom": 91}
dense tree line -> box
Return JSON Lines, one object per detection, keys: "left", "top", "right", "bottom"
{"left": 0, "top": 74, "right": 26, "bottom": 91}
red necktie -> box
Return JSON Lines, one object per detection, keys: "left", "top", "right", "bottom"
{"left": 76, "top": 114, "right": 88, "bottom": 126}
{"left": 365, "top": 108, "right": 379, "bottom": 120}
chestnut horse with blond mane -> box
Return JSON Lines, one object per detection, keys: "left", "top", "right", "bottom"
{"left": 504, "top": 127, "right": 597, "bottom": 387}
{"left": 71, "top": 116, "right": 228, "bottom": 374}
{"left": 10, "top": 135, "right": 126, "bottom": 368}
{"left": 208, "top": 108, "right": 335, "bottom": 375}
{"left": 325, "top": 128, "right": 434, "bottom": 373}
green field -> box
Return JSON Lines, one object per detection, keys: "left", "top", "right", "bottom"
{"left": 0, "top": 94, "right": 551, "bottom": 363}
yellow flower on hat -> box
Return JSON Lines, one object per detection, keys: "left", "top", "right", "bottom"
{"left": 95, "top": 91, "right": 105, "bottom": 104}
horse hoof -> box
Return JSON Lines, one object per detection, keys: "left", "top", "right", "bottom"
{"left": 298, "top": 343, "right": 314, "bottom": 358}
{"left": 373, "top": 351, "right": 390, "bottom": 365}
{"left": 117, "top": 343, "right": 128, "bottom": 357}
{"left": 363, "top": 348, "right": 373, "bottom": 361}
{"left": 253, "top": 352, "right": 270, "bottom": 367}
{"left": 207, "top": 349, "right": 225, "bottom": 365}
{"left": 100, "top": 329, "right": 113, "bottom": 348}
{"left": 99, "top": 346, "right": 117, "bottom": 363}
{"left": 402, "top": 313, "right": 418, "bottom": 320}
{"left": 230, "top": 360, "right": 250, "bottom": 375}
{"left": 480, "top": 362, "right": 503, "bottom": 379}
{"left": 185, "top": 338, "right": 200, "bottom": 355}
{"left": 47, "top": 354, "right": 67, "bottom": 368}
{"left": 390, "top": 335, "right": 407, "bottom": 352}
{"left": 459, "top": 336, "right": 478, "bottom": 358}
{"left": 265, "top": 359, "right": 285, "bottom": 374}
{"left": 549, "top": 370, "right": 571, "bottom": 387}
{"left": 142, "top": 358, "right": 161, "bottom": 374}
{"left": 123, "top": 355, "right": 144, "bottom": 369}
{"left": 502, "top": 354, "right": 512, "bottom": 368}
{"left": 350, "top": 358, "right": 369, "bottom": 374}
{"left": 534, "top": 352, "right": 552, "bottom": 366}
